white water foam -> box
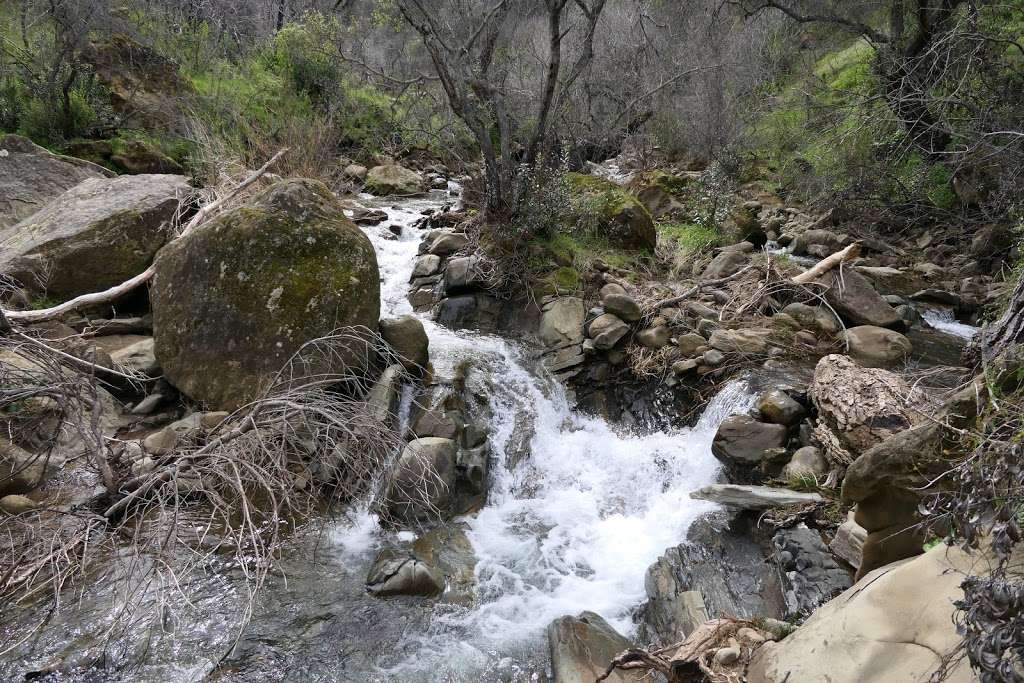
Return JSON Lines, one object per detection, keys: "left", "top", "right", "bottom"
{"left": 350, "top": 191, "right": 754, "bottom": 678}
{"left": 921, "top": 306, "right": 979, "bottom": 340}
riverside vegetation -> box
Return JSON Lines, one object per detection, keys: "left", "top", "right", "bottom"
{"left": 1, "top": 1, "right": 1024, "bottom": 681}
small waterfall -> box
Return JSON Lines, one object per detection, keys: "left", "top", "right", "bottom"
{"left": 920, "top": 306, "right": 979, "bottom": 340}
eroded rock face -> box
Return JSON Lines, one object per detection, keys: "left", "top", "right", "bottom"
{"left": 365, "top": 164, "right": 425, "bottom": 196}
{"left": 771, "top": 525, "right": 852, "bottom": 618}
{"left": 548, "top": 612, "right": 644, "bottom": 683}
{"left": 747, "top": 543, "right": 1001, "bottom": 683}
{"left": 1, "top": 174, "right": 189, "bottom": 297}
{"left": 152, "top": 179, "right": 379, "bottom": 409}
{"left": 0, "top": 134, "right": 111, "bottom": 229}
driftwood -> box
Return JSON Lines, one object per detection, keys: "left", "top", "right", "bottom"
{"left": 791, "top": 242, "right": 860, "bottom": 284}
{"left": 3, "top": 149, "right": 289, "bottom": 325}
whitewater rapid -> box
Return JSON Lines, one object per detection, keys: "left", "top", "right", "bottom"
{"left": 346, "top": 189, "right": 752, "bottom": 678}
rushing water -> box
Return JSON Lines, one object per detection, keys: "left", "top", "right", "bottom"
{"left": 920, "top": 306, "right": 979, "bottom": 340}
{"left": 0, "top": 189, "right": 751, "bottom": 683}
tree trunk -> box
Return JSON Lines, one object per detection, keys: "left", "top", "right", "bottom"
{"left": 982, "top": 276, "right": 1024, "bottom": 362}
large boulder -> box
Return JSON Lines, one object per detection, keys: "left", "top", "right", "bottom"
{"left": 711, "top": 415, "right": 788, "bottom": 480}
{"left": 548, "top": 612, "right": 644, "bottom": 683}
{"left": 840, "top": 325, "right": 912, "bottom": 368}
{"left": 747, "top": 543, "right": 1004, "bottom": 683}
{"left": 539, "top": 297, "right": 586, "bottom": 348}
{"left": 152, "top": 179, "right": 379, "bottom": 409}
{"left": 810, "top": 355, "right": 922, "bottom": 457}
{"left": 381, "top": 437, "right": 457, "bottom": 526}
{"left": 1, "top": 438, "right": 61, "bottom": 496}
{"left": 0, "top": 134, "right": 111, "bottom": 229}
{"left": 567, "top": 173, "right": 656, "bottom": 251}
{"left": 365, "top": 164, "right": 425, "bottom": 196}
{"left": 380, "top": 315, "right": 429, "bottom": 372}
{"left": 817, "top": 268, "right": 902, "bottom": 328}
{"left": 1, "top": 174, "right": 188, "bottom": 297}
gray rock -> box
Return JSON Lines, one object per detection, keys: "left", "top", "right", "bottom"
{"left": 381, "top": 315, "right": 429, "bottom": 371}
{"left": 548, "top": 612, "right": 644, "bottom": 683}
{"left": 792, "top": 229, "right": 849, "bottom": 257}
{"left": 87, "top": 335, "right": 159, "bottom": 377}
{"left": 589, "top": 313, "right": 630, "bottom": 350}
{"left": 1, "top": 174, "right": 189, "bottom": 297}
{"left": 364, "top": 164, "right": 425, "bottom": 196}
{"left": 412, "top": 526, "right": 477, "bottom": 604}
{"left": 818, "top": 268, "right": 901, "bottom": 329}
{"left": 428, "top": 232, "right": 469, "bottom": 256}
{"left": 539, "top": 297, "right": 586, "bottom": 348}
{"left": 152, "top": 179, "right": 379, "bottom": 410}
{"left": 672, "top": 358, "right": 699, "bottom": 375}
{"left": 691, "top": 484, "right": 824, "bottom": 509}
{"left": 599, "top": 283, "right": 627, "bottom": 299}
{"left": 772, "top": 525, "right": 854, "bottom": 618}
{"left": 0, "top": 133, "right": 111, "bottom": 229}
{"left": 676, "top": 332, "right": 707, "bottom": 357}
{"left": 0, "top": 494, "right": 38, "bottom": 515}
{"left": 703, "top": 349, "right": 726, "bottom": 366}
{"left": 841, "top": 325, "right": 912, "bottom": 368}
{"left": 782, "top": 446, "right": 828, "bottom": 480}
{"left": 703, "top": 250, "right": 749, "bottom": 279}
{"left": 411, "top": 254, "right": 442, "bottom": 278}
{"left": 1, "top": 438, "right": 60, "bottom": 496}
{"left": 366, "top": 549, "right": 443, "bottom": 597}
{"left": 602, "top": 293, "right": 642, "bottom": 322}
{"left": 830, "top": 510, "right": 867, "bottom": 570}
{"left": 709, "top": 328, "right": 772, "bottom": 355}
{"left": 366, "top": 364, "right": 405, "bottom": 425}
{"left": 757, "top": 389, "right": 804, "bottom": 426}
{"left": 636, "top": 325, "right": 670, "bottom": 349}
{"left": 381, "top": 437, "right": 457, "bottom": 525}
{"left": 444, "top": 255, "right": 486, "bottom": 294}
{"left": 711, "top": 416, "right": 788, "bottom": 478}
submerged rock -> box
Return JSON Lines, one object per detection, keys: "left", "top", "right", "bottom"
{"left": 152, "top": 179, "right": 380, "bottom": 409}
{"left": 366, "top": 549, "right": 443, "bottom": 597}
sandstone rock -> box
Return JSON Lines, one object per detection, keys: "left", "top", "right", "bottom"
{"left": 548, "top": 612, "right": 644, "bottom": 683}
{"left": 380, "top": 315, "right": 429, "bottom": 371}
{"left": 0, "top": 494, "right": 38, "bottom": 515}
{"left": 636, "top": 325, "right": 669, "bottom": 349}
{"left": 756, "top": 389, "right": 804, "bottom": 426}
{"left": 589, "top": 313, "right": 630, "bottom": 351}
{"left": 382, "top": 437, "right": 457, "bottom": 526}
{"left": 366, "top": 549, "right": 443, "bottom": 597}
{"left": 811, "top": 355, "right": 922, "bottom": 456}
{"left": 1, "top": 174, "right": 189, "bottom": 297}
{"left": 676, "top": 332, "right": 707, "bottom": 357}
{"left": 830, "top": 510, "right": 867, "bottom": 569}
{"left": 711, "top": 416, "right": 788, "bottom": 478}
{"left": 0, "top": 134, "right": 111, "bottom": 229}
{"left": 428, "top": 232, "right": 469, "bottom": 256}
{"left": 818, "top": 268, "right": 901, "bottom": 328}
{"left": 840, "top": 325, "right": 912, "bottom": 368}
{"left": 601, "top": 293, "right": 642, "bottom": 322}
{"left": 747, "top": 543, "right": 995, "bottom": 683}
{"left": 365, "top": 164, "right": 425, "bottom": 196}
{"left": 152, "top": 179, "right": 379, "bottom": 409}
{"left": 691, "top": 484, "right": 823, "bottom": 509}
{"left": 703, "top": 250, "right": 749, "bottom": 279}
{"left": 708, "top": 328, "right": 772, "bottom": 355}
{"left": 782, "top": 446, "right": 828, "bottom": 480}
{"left": 539, "top": 297, "right": 586, "bottom": 348}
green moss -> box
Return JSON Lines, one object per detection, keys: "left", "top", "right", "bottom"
{"left": 634, "top": 170, "right": 692, "bottom": 197}
{"left": 565, "top": 172, "right": 649, "bottom": 222}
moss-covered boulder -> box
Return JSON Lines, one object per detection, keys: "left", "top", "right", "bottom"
{"left": 627, "top": 170, "right": 692, "bottom": 218}
{"left": 0, "top": 173, "right": 189, "bottom": 297}
{"left": 151, "top": 179, "right": 380, "bottom": 410}
{"left": 365, "top": 164, "right": 425, "bottom": 196}
{"left": 64, "top": 138, "right": 185, "bottom": 175}
{"left": 566, "top": 173, "right": 656, "bottom": 251}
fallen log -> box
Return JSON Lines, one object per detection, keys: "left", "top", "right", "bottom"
{"left": 791, "top": 242, "right": 860, "bottom": 285}
{"left": 3, "top": 149, "right": 288, "bottom": 325}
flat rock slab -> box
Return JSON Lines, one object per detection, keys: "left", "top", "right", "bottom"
{"left": 691, "top": 484, "right": 824, "bottom": 510}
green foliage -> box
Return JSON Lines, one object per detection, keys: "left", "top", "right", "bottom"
{"left": 658, "top": 221, "right": 720, "bottom": 254}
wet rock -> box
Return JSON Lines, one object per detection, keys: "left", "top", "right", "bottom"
{"left": 818, "top": 268, "right": 902, "bottom": 329}
{"left": 548, "top": 612, "right": 644, "bottom": 683}
{"left": 781, "top": 446, "right": 828, "bottom": 480}
{"left": 601, "top": 293, "right": 642, "bottom": 322}
{"left": 411, "top": 387, "right": 461, "bottom": 440}
{"left": 540, "top": 297, "right": 586, "bottom": 348}
{"left": 0, "top": 494, "right": 38, "bottom": 515}
{"left": 636, "top": 325, "right": 669, "bottom": 349}
{"left": 544, "top": 345, "right": 586, "bottom": 373}
{"left": 364, "top": 164, "right": 425, "bottom": 196}
{"left": 1, "top": 173, "right": 189, "bottom": 297}
{"left": 0, "top": 133, "right": 111, "bottom": 229}
{"left": 367, "top": 364, "right": 405, "bottom": 425}
{"left": 748, "top": 543, "right": 997, "bottom": 683}
{"left": 350, "top": 208, "right": 388, "bottom": 226}
{"left": 589, "top": 313, "right": 630, "bottom": 350}
{"left": 772, "top": 525, "right": 852, "bottom": 618}
{"left": 444, "top": 255, "right": 486, "bottom": 294}
{"left": 840, "top": 324, "right": 913, "bottom": 368}
{"left": 711, "top": 415, "right": 787, "bottom": 478}
{"left": 703, "top": 250, "right": 749, "bottom": 279}
{"left": 382, "top": 437, "right": 457, "bottom": 526}
{"left": 756, "top": 389, "right": 804, "bottom": 426}
{"left": 691, "top": 484, "right": 823, "bottom": 509}
{"left": 433, "top": 293, "right": 502, "bottom": 330}
{"left": 709, "top": 328, "right": 772, "bottom": 355}
{"left": 366, "top": 549, "right": 443, "bottom": 597}
{"left": 412, "top": 526, "right": 477, "bottom": 604}
{"left": 153, "top": 179, "right": 379, "bottom": 410}
{"left": 380, "top": 315, "right": 429, "bottom": 372}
